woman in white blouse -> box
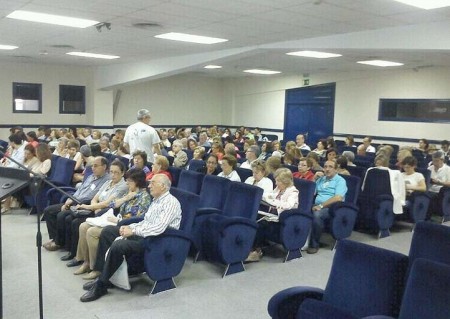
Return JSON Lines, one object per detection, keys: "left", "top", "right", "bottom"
{"left": 402, "top": 156, "right": 426, "bottom": 195}
{"left": 218, "top": 155, "right": 241, "bottom": 182}
{"left": 244, "top": 160, "right": 273, "bottom": 196}
{"left": 247, "top": 168, "right": 299, "bottom": 262}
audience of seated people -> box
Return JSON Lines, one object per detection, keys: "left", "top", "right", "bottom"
{"left": 5, "top": 122, "right": 450, "bottom": 304}
{"left": 73, "top": 168, "right": 151, "bottom": 280}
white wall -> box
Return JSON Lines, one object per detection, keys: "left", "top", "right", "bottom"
{"left": 113, "top": 73, "right": 224, "bottom": 127}
{"left": 222, "top": 67, "right": 450, "bottom": 143}
{"left": 0, "top": 61, "right": 114, "bottom": 139}
{"left": 3, "top": 62, "right": 450, "bottom": 146}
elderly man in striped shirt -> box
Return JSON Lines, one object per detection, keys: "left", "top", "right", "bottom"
{"left": 80, "top": 173, "right": 182, "bottom": 302}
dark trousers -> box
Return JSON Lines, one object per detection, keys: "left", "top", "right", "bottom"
{"left": 98, "top": 231, "right": 144, "bottom": 285}
{"left": 65, "top": 216, "right": 87, "bottom": 257}
{"left": 309, "top": 208, "right": 330, "bottom": 248}
{"left": 94, "top": 226, "right": 121, "bottom": 272}
{"left": 44, "top": 203, "right": 65, "bottom": 242}
{"left": 427, "top": 191, "right": 442, "bottom": 219}
{"left": 56, "top": 210, "right": 72, "bottom": 247}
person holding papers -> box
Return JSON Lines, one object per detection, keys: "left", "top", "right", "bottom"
{"left": 73, "top": 168, "right": 151, "bottom": 280}
{"left": 246, "top": 168, "right": 299, "bottom": 262}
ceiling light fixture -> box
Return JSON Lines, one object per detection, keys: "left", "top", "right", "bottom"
{"left": 357, "top": 60, "right": 404, "bottom": 67}
{"left": 204, "top": 65, "right": 222, "bottom": 69}
{"left": 7, "top": 10, "right": 99, "bottom": 28}
{"left": 155, "top": 32, "right": 228, "bottom": 44}
{"left": 392, "top": 0, "right": 450, "bottom": 10}
{"left": 66, "top": 52, "right": 120, "bottom": 60}
{"left": 243, "top": 69, "right": 281, "bottom": 75}
{"left": 0, "top": 44, "right": 18, "bottom": 50}
{"left": 287, "top": 50, "right": 342, "bottom": 58}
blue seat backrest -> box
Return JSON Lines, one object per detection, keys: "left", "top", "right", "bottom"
{"left": 293, "top": 178, "right": 315, "bottom": 215}
{"left": 408, "top": 222, "right": 450, "bottom": 273}
{"left": 169, "top": 187, "right": 200, "bottom": 233}
{"left": 282, "top": 164, "right": 298, "bottom": 173}
{"left": 117, "top": 156, "right": 129, "bottom": 168}
{"left": 168, "top": 166, "right": 182, "bottom": 187}
{"left": 361, "top": 168, "right": 392, "bottom": 198}
{"left": 415, "top": 167, "right": 431, "bottom": 189}
{"left": 0, "top": 139, "right": 8, "bottom": 151}
{"left": 235, "top": 167, "right": 252, "bottom": 182}
{"left": 347, "top": 165, "right": 366, "bottom": 179}
{"left": 337, "top": 145, "right": 357, "bottom": 154}
{"left": 185, "top": 149, "right": 194, "bottom": 162}
{"left": 340, "top": 175, "right": 361, "bottom": 204}
{"left": 188, "top": 159, "right": 206, "bottom": 172}
{"left": 199, "top": 175, "right": 231, "bottom": 209}
{"left": 51, "top": 156, "right": 76, "bottom": 185}
{"left": 222, "top": 182, "right": 263, "bottom": 220}
{"left": 83, "top": 165, "right": 93, "bottom": 182}
{"left": 47, "top": 155, "right": 60, "bottom": 180}
{"left": 177, "top": 170, "right": 204, "bottom": 195}
{"left": 399, "top": 258, "right": 450, "bottom": 319}
{"left": 324, "top": 240, "right": 408, "bottom": 318}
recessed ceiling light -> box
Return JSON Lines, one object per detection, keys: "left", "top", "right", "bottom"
{"left": 357, "top": 60, "right": 404, "bottom": 67}
{"left": 243, "top": 69, "right": 281, "bottom": 75}
{"left": 286, "top": 50, "right": 342, "bottom": 59}
{"left": 392, "top": 0, "right": 450, "bottom": 10}
{"left": 204, "top": 65, "right": 222, "bottom": 69}
{"left": 154, "top": 32, "right": 228, "bottom": 44}
{"left": 66, "top": 52, "right": 120, "bottom": 59}
{"left": 7, "top": 10, "right": 99, "bottom": 28}
{"left": 0, "top": 44, "right": 18, "bottom": 50}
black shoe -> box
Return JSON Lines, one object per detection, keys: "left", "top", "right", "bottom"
{"left": 60, "top": 253, "right": 74, "bottom": 261}
{"left": 80, "top": 282, "right": 108, "bottom": 302}
{"left": 66, "top": 259, "right": 83, "bottom": 267}
{"left": 83, "top": 279, "right": 98, "bottom": 291}
{"left": 307, "top": 247, "right": 319, "bottom": 254}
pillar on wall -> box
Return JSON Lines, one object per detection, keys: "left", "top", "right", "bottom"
{"left": 92, "top": 90, "right": 114, "bottom": 132}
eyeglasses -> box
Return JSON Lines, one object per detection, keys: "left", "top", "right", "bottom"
{"left": 207, "top": 161, "right": 217, "bottom": 165}
{"left": 110, "top": 170, "right": 122, "bottom": 175}
{"left": 92, "top": 164, "right": 104, "bottom": 168}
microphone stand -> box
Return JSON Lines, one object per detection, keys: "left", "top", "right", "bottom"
{"left": 0, "top": 149, "right": 79, "bottom": 319}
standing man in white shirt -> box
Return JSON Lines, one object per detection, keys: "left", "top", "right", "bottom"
{"left": 124, "top": 109, "right": 161, "bottom": 164}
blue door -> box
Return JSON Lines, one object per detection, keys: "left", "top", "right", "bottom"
{"left": 284, "top": 83, "right": 335, "bottom": 147}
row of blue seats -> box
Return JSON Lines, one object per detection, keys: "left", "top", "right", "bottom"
{"left": 268, "top": 222, "right": 450, "bottom": 319}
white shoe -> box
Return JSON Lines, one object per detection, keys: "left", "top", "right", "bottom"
{"left": 245, "top": 249, "right": 263, "bottom": 262}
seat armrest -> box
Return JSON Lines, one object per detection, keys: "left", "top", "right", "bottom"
{"left": 278, "top": 209, "right": 312, "bottom": 224}
{"left": 196, "top": 207, "right": 223, "bottom": 217}
{"left": 268, "top": 286, "right": 324, "bottom": 319}
{"left": 329, "top": 202, "right": 358, "bottom": 217}
{"left": 118, "top": 217, "right": 144, "bottom": 226}
{"left": 217, "top": 217, "right": 257, "bottom": 234}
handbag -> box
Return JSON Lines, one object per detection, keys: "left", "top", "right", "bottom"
{"left": 69, "top": 206, "right": 95, "bottom": 218}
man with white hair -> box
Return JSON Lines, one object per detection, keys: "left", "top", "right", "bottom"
{"left": 169, "top": 140, "right": 188, "bottom": 168}
{"left": 80, "top": 174, "right": 182, "bottom": 302}
{"left": 123, "top": 109, "right": 161, "bottom": 163}
{"left": 240, "top": 145, "right": 260, "bottom": 169}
